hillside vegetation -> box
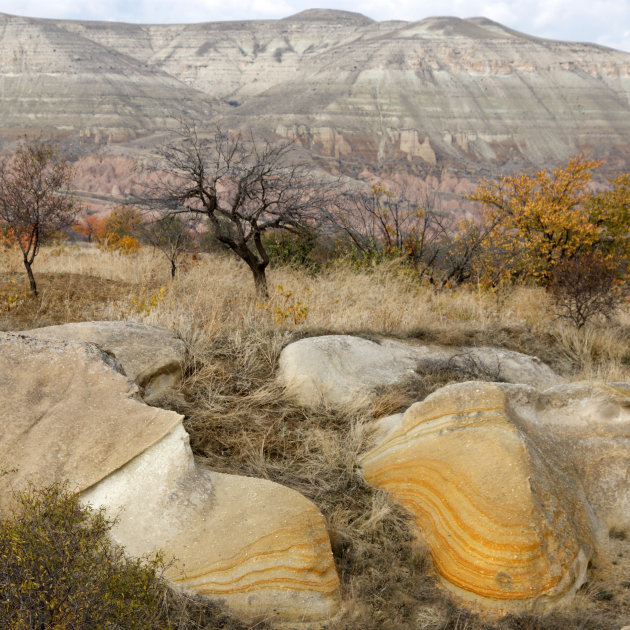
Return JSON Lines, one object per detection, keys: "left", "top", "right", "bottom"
{"left": 0, "top": 147, "right": 628, "bottom": 628}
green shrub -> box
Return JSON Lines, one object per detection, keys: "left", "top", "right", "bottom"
{"left": 262, "top": 230, "right": 320, "bottom": 270}
{"left": 0, "top": 483, "right": 169, "bottom": 629}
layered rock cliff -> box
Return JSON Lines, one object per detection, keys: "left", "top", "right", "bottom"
{"left": 0, "top": 9, "right": 628, "bottom": 200}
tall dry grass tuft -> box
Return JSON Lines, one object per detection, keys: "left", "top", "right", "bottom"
{"left": 551, "top": 323, "right": 630, "bottom": 381}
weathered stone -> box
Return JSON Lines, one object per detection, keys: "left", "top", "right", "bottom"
{"left": 360, "top": 382, "right": 603, "bottom": 611}
{"left": 512, "top": 382, "right": 630, "bottom": 530}
{"left": 81, "top": 424, "right": 341, "bottom": 621}
{"left": 0, "top": 332, "right": 181, "bottom": 500}
{"left": 0, "top": 332, "right": 340, "bottom": 621}
{"left": 21, "top": 321, "right": 187, "bottom": 400}
{"left": 414, "top": 345, "right": 561, "bottom": 390}
{"left": 278, "top": 335, "right": 560, "bottom": 409}
{"left": 278, "top": 335, "right": 422, "bottom": 409}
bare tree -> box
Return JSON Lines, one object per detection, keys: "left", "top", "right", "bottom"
{"left": 146, "top": 124, "right": 336, "bottom": 296}
{"left": 0, "top": 138, "right": 78, "bottom": 295}
{"left": 329, "top": 184, "right": 451, "bottom": 278}
{"left": 138, "top": 214, "right": 197, "bottom": 279}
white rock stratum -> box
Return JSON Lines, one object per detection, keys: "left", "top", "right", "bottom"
{"left": 0, "top": 8, "right": 628, "bottom": 194}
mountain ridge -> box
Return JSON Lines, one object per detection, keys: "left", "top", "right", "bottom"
{"left": 0, "top": 10, "right": 628, "bottom": 207}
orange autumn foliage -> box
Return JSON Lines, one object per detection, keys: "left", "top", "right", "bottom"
{"left": 470, "top": 155, "right": 629, "bottom": 286}
{"left": 73, "top": 213, "right": 107, "bottom": 243}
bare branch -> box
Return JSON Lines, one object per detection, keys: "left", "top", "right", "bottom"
{"left": 137, "top": 123, "right": 341, "bottom": 296}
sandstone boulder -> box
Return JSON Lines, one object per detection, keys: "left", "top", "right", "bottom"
{"left": 278, "top": 335, "right": 561, "bottom": 409}
{"left": 278, "top": 335, "right": 422, "bottom": 409}
{"left": 0, "top": 332, "right": 181, "bottom": 499}
{"left": 0, "top": 332, "right": 340, "bottom": 621}
{"left": 21, "top": 321, "right": 187, "bottom": 400}
{"left": 512, "top": 382, "right": 630, "bottom": 530}
{"left": 82, "top": 424, "right": 340, "bottom": 621}
{"left": 360, "top": 382, "right": 603, "bottom": 612}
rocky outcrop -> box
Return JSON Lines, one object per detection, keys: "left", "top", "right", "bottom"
{"left": 414, "top": 344, "right": 561, "bottom": 390}
{"left": 82, "top": 424, "right": 340, "bottom": 621}
{"left": 360, "top": 382, "right": 604, "bottom": 611}
{"left": 0, "top": 332, "right": 182, "bottom": 500}
{"left": 21, "top": 321, "right": 187, "bottom": 400}
{"left": 512, "top": 382, "right": 630, "bottom": 530}
{"left": 278, "top": 335, "right": 560, "bottom": 409}
{"left": 0, "top": 332, "right": 340, "bottom": 621}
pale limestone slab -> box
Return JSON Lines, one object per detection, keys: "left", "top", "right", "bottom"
{"left": 278, "top": 335, "right": 561, "bottom": 410}
{"left": 21, "top": 321, "right": 187, "bottom": 399}
{"left": 0, "top": 331, "right": 181, "bottom": 503}
{"left": 278, "top": 335, "right": 422, "bottom": 409}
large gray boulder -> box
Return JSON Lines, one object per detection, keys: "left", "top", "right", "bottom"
{"left": 511, "top": 382, "right": 630, "bottom": 530}
{"left": 278, "top": 335, "right": 561, "bottom": 409}
{"left": 0, "top": 332, "right": 340, "bottom": 622}
{"left": 21, "top": 321, "right": 187, "bottom": 400}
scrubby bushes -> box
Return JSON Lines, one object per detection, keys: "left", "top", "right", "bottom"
{"left": 298, "top": 157, "right": 630, "bottom": 326}
{"left": 0, "top": 483, "right": 268, "bottom": 629}
{"left": 548, "top": 255, "right": 619, "bottom": 329}
{"left": 0, "top": 483, "right": 168, "bottom": 629}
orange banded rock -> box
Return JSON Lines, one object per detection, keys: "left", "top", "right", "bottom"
{"left": 360, "top": 382, "right": 602, "bottom": 611}
{"left": 82, "top": 424, "right": 340, "bottom": 621}
{"left": 0, "top": 332, "right": 340, "bottom": 621}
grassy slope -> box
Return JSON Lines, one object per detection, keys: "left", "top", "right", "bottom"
{"left": 1, "top": 244, "right": 629, "bottom": 630}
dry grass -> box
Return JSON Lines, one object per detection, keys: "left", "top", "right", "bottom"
{"left": 0, "top": 272, "right": 147, "bottom": 330}
{"left": 2, "top": 245, "right": 630, "bottom": 629}
{"left": 9, "top": 244, "right": 627, "bottom": 381}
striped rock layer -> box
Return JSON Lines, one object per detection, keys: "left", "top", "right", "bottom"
{"left": 82, "top": 424, "right": 341, "bottom": 621}
{"left": 360, "top": 382, "right": 600, "bottom": 611}
{"left": 0, "top": 332, "right": 340, "bottom": 621}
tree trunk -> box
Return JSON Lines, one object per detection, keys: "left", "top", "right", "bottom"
{"left": 23, "top": 258, "right": 37, "bottom": 296}
{"left": 251, "top": 264, "right": 268, "bottom": 298}
{"left": 170, "top": 259, "right": 177, "bottom": 279}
